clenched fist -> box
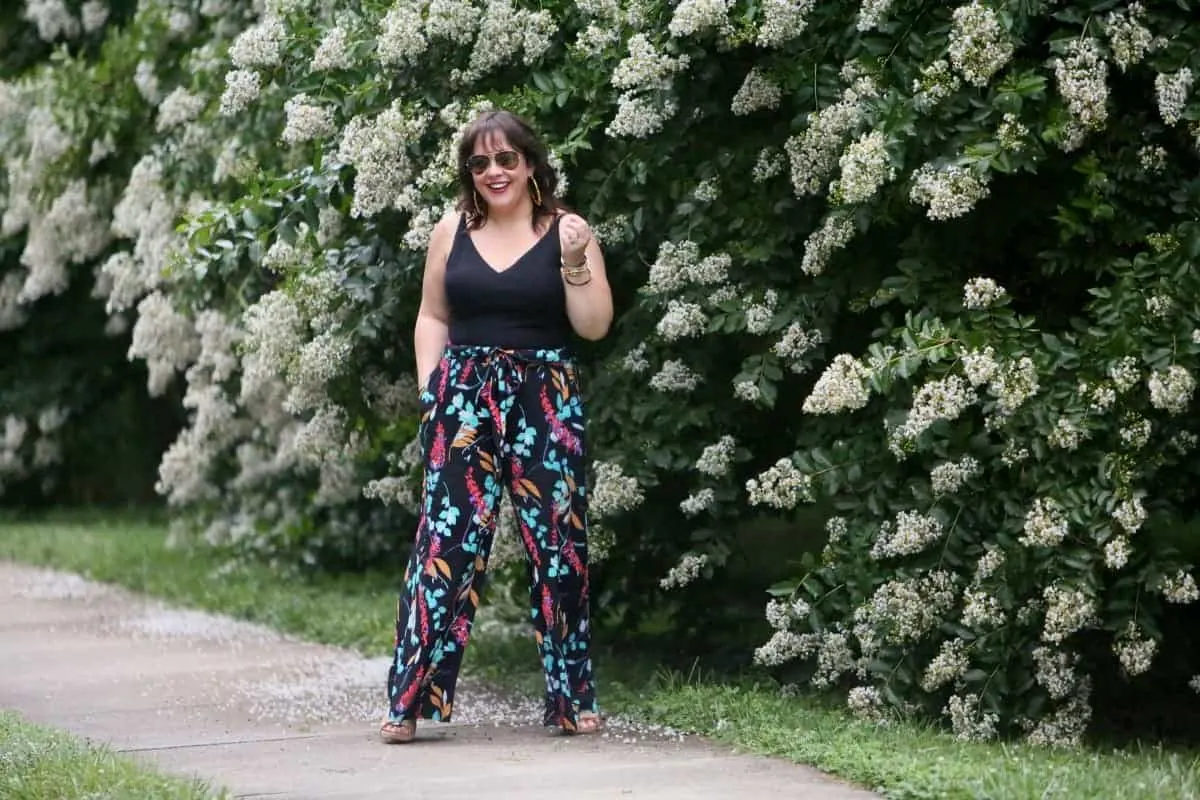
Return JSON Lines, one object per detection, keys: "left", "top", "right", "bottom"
{"left": 558, "top": 213, "right": 593, "bottom": 266}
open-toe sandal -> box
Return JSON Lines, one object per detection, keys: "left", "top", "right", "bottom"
{"left": 379, "top": 719, "right": 417, "bottom": 744}
{"left": 573, "top": 713, "right": 604, "bottom": 735}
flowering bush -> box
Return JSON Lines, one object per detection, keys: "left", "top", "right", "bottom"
{"left": 3, "top": 0, "right": 1200, "bottom": 742}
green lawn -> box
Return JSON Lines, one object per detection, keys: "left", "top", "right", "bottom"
{"left": 0, "top": 710, "right": 223, "bottom": 800}
{"left": 2, "top": 518, "right": 1199, "bottom": 799}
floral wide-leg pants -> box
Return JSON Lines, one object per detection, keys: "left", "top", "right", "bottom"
{"left": 385, "top": 345, "right": 598, "bottom": 731}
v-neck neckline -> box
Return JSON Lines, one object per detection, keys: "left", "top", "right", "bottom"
{"left": 465, "top": 217, "right": 558, "bottom": 276}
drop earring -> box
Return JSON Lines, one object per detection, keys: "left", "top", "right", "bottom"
{"left": 528, "top": 176, "right": 543, "bottom": 206}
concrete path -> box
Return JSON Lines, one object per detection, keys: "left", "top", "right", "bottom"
{"left": 0, "top": 561, "right": 877, "bottom": 799}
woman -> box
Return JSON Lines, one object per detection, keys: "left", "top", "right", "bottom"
{"left": 380, "top": 109, "right": 613, "bottom": 744}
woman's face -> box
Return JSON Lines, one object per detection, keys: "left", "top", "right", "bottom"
{"left": 467, "top": 131, "right": 533, "bottom": 215}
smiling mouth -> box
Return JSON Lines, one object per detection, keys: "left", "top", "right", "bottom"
{"left": 485, "top": 181, "right": 510, "bottom": 192}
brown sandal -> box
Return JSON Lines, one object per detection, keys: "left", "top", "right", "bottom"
{"left": 379, "top": 719, "right": 416, "bottom": 744}
{"left": 573, "top": 712, "right": 604, "bottom": 735}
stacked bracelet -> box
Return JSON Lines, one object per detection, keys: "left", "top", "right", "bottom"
{"left": 561, "top": 255, "right": 592, "bottom": 286}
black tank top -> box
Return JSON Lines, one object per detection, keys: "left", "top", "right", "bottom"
{"left": 445, "top": 214, "right": 572, "bottom": 349}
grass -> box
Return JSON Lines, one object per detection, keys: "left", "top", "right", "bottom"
{"left": 3, "top": 517, "right": 1200, "bottom": 799}
{"left": 0, "top": 710, "right": 224, "bottom": 800}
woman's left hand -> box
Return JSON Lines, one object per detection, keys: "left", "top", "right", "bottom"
{"left": 559, "top": 214, "right": 593, "bottom": 266}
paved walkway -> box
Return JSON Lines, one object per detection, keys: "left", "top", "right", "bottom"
{"left": 0, "top": 561, "right": 877, "bottom": 799}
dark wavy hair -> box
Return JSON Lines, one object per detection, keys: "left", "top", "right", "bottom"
{"left": 455, "top": 110, "right": 563, "bottom": 231}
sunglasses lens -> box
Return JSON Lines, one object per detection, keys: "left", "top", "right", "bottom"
{"left": 467, "top": 156, "right": 489, "bottom": 174}
{"left": 496, "top": 151, "right": 520, "bottom": 169}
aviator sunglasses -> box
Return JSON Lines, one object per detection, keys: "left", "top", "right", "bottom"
{"left": 465, "top": 149, "right": 522, "bottom": 175}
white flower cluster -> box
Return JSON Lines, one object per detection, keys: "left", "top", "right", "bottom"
{"left": 128, "top": 291, "right": 199, "bottom": 397}
{"left": 667, "top": 0, "right": 732, "bottom": 39}
{"left": 766, "top": 597, "right": 811, "bottom": 630}
{"left": 961, "top": 587, "right": 1005, "bottom": 629}
{"left": 282, "top": 94, "right": 336, "bottom": 145}
{"left": 17, "top": 179, "right": 110, "bottom": 304}
{"left": 945, "top": 693, "right": 999, "bottom": 742}
{"left": 377, "top": 1, "right": 427, "bottom": 66}
{"left": 773, "top": 323, "right": 822, "bottom": 372}
{"left": 219, "top": 69, "right": 261, "bottom": 116}
{"left": 989, "top": 356, "right": 1039, "bottom": 417}
{"left": 621, "top": 342, "right": 649, "bottom": 374}
{"left": 229, "top": 16, "right": 286, "bottom": 68}
{"left": 1147, "top": 365, "right": 1195, "bottom": 415}
{"left": 826, "top": 516, "right": 849, "bottom": 546}
{"left": 910, "top": 162, "right": 990, "bottom": 220}
{"left": 284, "top": 330, "right": 352, "bottom": 414}
{"left": 1053, "top": 38, "right": 1108, "bottom": 147}
{"left": 679, "top": 488, "right": 715, "bottom": 516}
{"left": 830, "top": 130, "right": 894, "bottom": 206}
{"left": 753, "top": 147, "right": 785, "bottom": 182}
{"left": 1104, "top": 536, "right": 1131, "bottom": 570}
{"left": 963, "top": 276, "right": 1005, "bottom": 309}
{"left": 870, "top": 510, "right": 944, "bottom": 559}
{"left": 753, "top": 629, "right": 818, "bottom": 667}
{"left": 912, "top": 59, "right": 961, "bottom": 111}
{"left": 853, "top": 571, "right": 958, "bottom": 654}
{"left": 607, "top": 34, "right": 689, "bottom": 138}
{"left": 240, "top": 290, "right": 305, "bottom": 404}
{"left": 731, "top": 68, "right": 782, "bottom": 116}
{"left": 1047, "top": 416, "right": 1085, "bottom": 451}
{"left": 745, "top": 458, "right": 812, "bottom": 509}
{"left": 1115, "top": 623, "right": 1157, "bottom": 677}
{"left": 589, "top": 460, "right": 645, "bottom": 518}
{"left": 930, "top": 455, "right": 980, "bottom": 496}
{"left": 1109, "top": 356, "right": 1141, "bottom": 393}
{"left": 1033, "top": 646, "right": 1079, "bottom": 700}
{"left": 156, "top": 88, "right": 206, "bottom": 132}
{"left": 996, "top": 113, "right": 1028, "bottom": 151}
{"left": 1021, "top": 497, "right": 1069, "bottom": 548}
{"left": 1155, "top": 68, "right": 1193, "bottom": 126}
{"left": 456, "top": 1, "right": 557, "bottom": 83}
{"left": 649, "top": 359, "right": 702, "bottom": 393}
{"left": 1138, "top": 145, "right": 1167, "bottom": 173}
{"left": 1025, "top": 677, "right": 1092, "bottom": 747}
{"left": 756, "top": 0, "right": 815, "bottom": 47}
{"left": 801, "top": 211, "right": 856, "bottom": 275}
{"left": 856, "top": 0, "right": 894, "bottom": 31}
{"left": 1113, "top": 496, "right": 1146, "bottom": 534}
{"left": 1158, "top": 570, "right": 1199, "bottom": 604}
{"left": 1119, "top": 414, "right": 1152, "bottom": 450}
{"left": 607, "top": 94, "right": 678, "bottom": 139}
{"left": 660, "top": 552, "right": 710, "bottom": 589}
{"left": 974, "top": 545, "right": 1005, "bottom": 583}
{"left": 960, "top": 346, "right": 998, "bottom": 386}
{"left": 1105, "top": 3, "right": 1157, "bottom": 71}
{"left": 803, "top": 354, "right": 871, "bottom": 414}
{"left": 921, "top": 637, "right": 969, "bottom": 693}
{"left": 742, "top": 289, "right": 777, "bottom": 334}
{"left": 786, "top": 76, "right": 876, "bottom": 197}
{"left": 644, "top": 240, "right": 727, "bottom": 294}
{"left": 1144, "top": 293, "right": 1171, "bottom": 318}
{"left": 23, "top": 0, "right": 81, "bottom": 41}
{"left": 312, "top": 25, "right": 352, "bottom": 71}
{"left": 847, "top": 686, "right": 886, "bottom": 724}
{"left": 947, "top": 2, "right": 1013, "bottom": 87}
{"left": 1041, "top": 585, "right": 1096, "bottom": 643}
{"left": 696, "top": 435, "right": 736, "bottom": 477}
{"left": 337, "top": 102, "right": 427, "bottom": 218}
{"left": 655, "top": 299, "right": 708, "bottom": 341}
{"left": 811, "top": 631, "right": 858, "bottom": 689}
{"left": 888, "top": 376, "right": 976, "bottom": 453}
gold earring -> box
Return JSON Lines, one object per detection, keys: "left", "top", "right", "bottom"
{"left": 473, "top": 190, "right": 484, "bottom": 217}
{"left": 529, "top": 177, "right": 543, "bottom": 206}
